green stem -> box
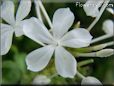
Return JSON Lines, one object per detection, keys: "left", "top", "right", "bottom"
{"left": 78, "top": 59, "right": 94, "bottom": 67}
{"left": 91, "top": 34, "right": 112, "bottom": 44}
{"left": 77, "top": 71, "right": 85, "bottom": 79}
{"left": 38, "top": 0, "right": 53, "bottom": 29}
{"left": 34, "top": 0, "right": 43, "bottom": 22}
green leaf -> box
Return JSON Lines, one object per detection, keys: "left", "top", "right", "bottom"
{"left": 14, "top": 53, "right": 27, "bottom": 73}
{"left": 2, "top": 61, "right": 21, "bottom": 84}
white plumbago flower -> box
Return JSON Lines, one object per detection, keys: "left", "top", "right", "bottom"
{"left": 0, "top": 0, "right": 31, "bottom": 55}
{"left": 32, "top": 75, "right": 51, "bottom": 84}
{"left": 23, "top": 8, "right": 93, "bottom": 78}
{"left": 102, "top": 19, "right": 114, "bottom": 35}
{"left": 83, "top": 0, "right": 104, "bottom": 17}
{"left": 81, "top": 76, "right": 102, "bottom": 85}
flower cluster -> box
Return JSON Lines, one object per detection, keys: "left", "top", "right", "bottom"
{"left": 0, "top": 0, "right": 113, "bottom": 85}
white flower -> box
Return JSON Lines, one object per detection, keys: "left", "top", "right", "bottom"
{"left": 102, "top": 19, "right": 114, "bottom": 35}
{"left": 0, "top": 0, "right": 31, "bottom": 55}
{"left": 32, "top": 75, "right": 51, "bottom": 84}
{"left": 23, "top": 8, "right": 92, "bottom": 78}
{"left": 83, "top": 0, "right": 104, "bottom": 17}
{"left": 81, "top": 76, "right": 102, "bottom": 85}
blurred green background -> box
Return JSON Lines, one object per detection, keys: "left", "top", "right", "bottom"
{"left": 1, "top": 0, "right": 114, "bottom": 85}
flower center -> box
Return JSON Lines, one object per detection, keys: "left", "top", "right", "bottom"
{"left": 52, "top": 39, "right": 61, "bottom": 46}
{"left": 13, "top": 22, "right": 24, "bottom": 37}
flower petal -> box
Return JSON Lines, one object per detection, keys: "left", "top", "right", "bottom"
{"left": 52, "top": 8, "right": 74, "bottom": 39}
{"left": 26, "top": 45, "right": 54, "bottom": 72}
{"left": 60, "top": 28, "right": 93, "bottom": 48}
{"left": 14, "top": 21, "right": 24, "bottom": 37}
{"left": 55, "top": 46, "right": 77, "bottom": 78}
{"left": 83, "top": 0, "right": 104, "bottom": 17}
{"left": 16, "top": 0, "right": 31, "bottom": 21}
{"left": 0, "top": 24, "right": 14, "bottom": 55}
{"left": 23, "top": 17, "right": 53, "bottom": 44}
{"left": 1, "top": 0, "right": 15, "bottom": 25}
{"left": 81, "top": 76, "right": 102, "bottom": 85}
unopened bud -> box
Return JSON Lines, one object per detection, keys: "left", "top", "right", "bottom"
{"left": 102, "top": 20, "right": 114, "bottom": 35}
{"left": 32, "top": 75, "right": 51, "bottom": 85}
{"left": 92, "top": 44, "right": 107, "bottom": 51}
{"left": 96, "top": 49, "right": 114, "bottom": 57}
{"left": 106, "top": 8, "right": 114, "bottom": 15}
{"left": 81, "top": 76, "right": 102, "bottom": 85}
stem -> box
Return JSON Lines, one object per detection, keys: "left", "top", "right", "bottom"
{"left": 72, "top": 41, "right": 114, "bottom": 54}
{"left": 91, "top": 34, "right": 112, "bottom": 44}
{"left": 90, "top": 41, "right": 114, "bottom": 51}
{"left": 77, "top": 71, "right": 85, "bottom": 79}
{"left": 49, "top": 73, "right": 58, "bottom": 79}
{"left": 76, "top": 52, "right": 96, "bottom": 57}
{"left": 78, "top": 59, "right": 94, "bottom": 67}
{"left": 87, "top": 0, "right": 110, "bottom": 31}
{"left": 11, "top": 45, "right": 19, "bottom": 54}
{"left": 34, "top": 0, "right": 43, "bottom": 22}
{"left": 76, "top": 48, "right": 114, "bottom": 57}
{"left": 38, "top": 0, "right": 53, "bottom": 29}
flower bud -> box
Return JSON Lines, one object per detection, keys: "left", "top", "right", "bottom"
{"left": 102, "top": 20, "right": 114, "bottom": 35}
{"left": 81, "top": 76, "right": 102, "bottom": 85}
{"left": 106, "top": 8, "right": 114, "bottom": 15}
{"left": 92, "top": 44, "right": 107, "bottom": 51}
{"left": 96, "top": 49, "right": 114, "bottom": 57}
{"left": 32, "top": 75, "right": 51, "bottom": 85}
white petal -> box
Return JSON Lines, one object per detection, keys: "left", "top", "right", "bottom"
{"left": 23, "top": 17, "right": 53, "bottom": 44}
{"left": 0, "top": 24, "right": 14, "bottom": 55}
{"left": 52, "top": 8, "right": 74, "bottom": 39}
{"left": 83, "top": 0, "right": 104, "bottom": 17}
{"left": 1, "top": 0, "right": 15, "bottom": 25}
{"left": 16, "top": 0, "right": 31, "bottom": 21}
{"left": 55, "top": 46, "right": 77, "bottom": 78}
{"left": 26, "top": 45, "right": 54, "bottom": 72}
{"left": 102, "top": 20, "right": 114, "bottom": 35}
{"left": 14, "top": 21, "right": 24, "bottom": 37}
{"left": 60, "top": 28, "right": 93, "bottom": 48}
{"left": 81, "top": 76, "right": 102, "bottom": 85}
